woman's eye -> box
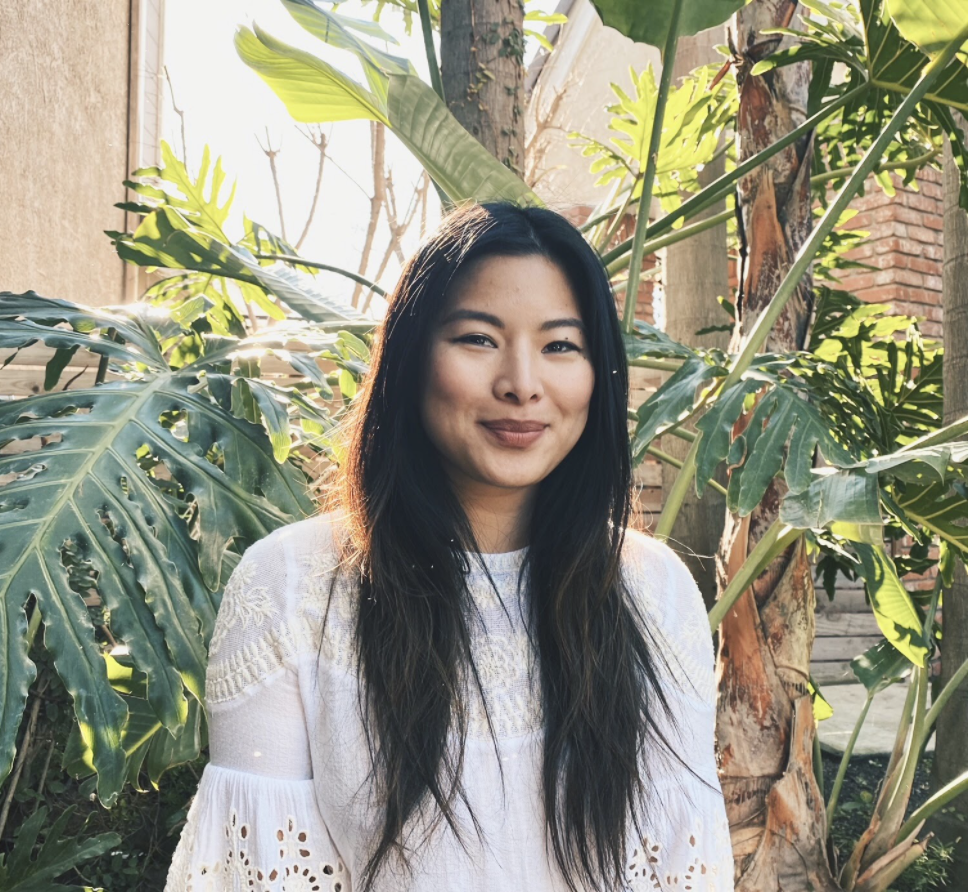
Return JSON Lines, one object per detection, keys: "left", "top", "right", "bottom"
{"left": 456, "top": 334, "right": 495, "bottom": 347}
{"left": 544, "top": 341, "right": 581, "bottom": 353}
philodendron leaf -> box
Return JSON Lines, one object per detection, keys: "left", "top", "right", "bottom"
{"left": 632, "top": 357, "right": 723, "bottom": 457}
{"left": 887, "top": 0, "right": 968, "bottom": 56}
{"left": 590, "top": 0, "right": 753, "bottom": 51}
{"left": 0, "top": 295, "right": 313, "bottom": 801}
{"left": 851, "top": 637, "right": 911, "bottom": 692}
{"left": 723, "top": 385, "right": 855, "bottom": 517}
{"left": 0, "top": 806, "right": 119, "bottom": 892}
{"left": 112, "top": 207, "right": 369, "bottom": 328}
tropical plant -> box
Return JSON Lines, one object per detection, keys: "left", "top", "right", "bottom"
{"left": 3, "top": 0, "right": 968, "bottom": 889}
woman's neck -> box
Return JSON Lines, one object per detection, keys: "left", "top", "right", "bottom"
{"left": 459, "top": 485, "right": 535, "bottom": 554}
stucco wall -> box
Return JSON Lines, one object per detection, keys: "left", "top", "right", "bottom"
{"left": 1, "top": 2, "right": 131, "bottom": 307}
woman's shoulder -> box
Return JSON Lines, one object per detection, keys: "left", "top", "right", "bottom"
{"left": 620, "top": 529, "right": 706, "bottom": 623}
{"left": 246, "top": 510, "right": 346, "bottom": 563}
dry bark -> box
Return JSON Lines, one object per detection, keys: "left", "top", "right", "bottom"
{"left": 714, "top": 1, "right": 838, "bottom": 888}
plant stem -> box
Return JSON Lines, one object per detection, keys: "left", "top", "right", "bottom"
{"left": 707, "top": 521, "right": 801, "bottom": 631}
{"left": 898, "top": 767, "right": 968, "bottom": 841}
{"left": 621, "top": 0, "right": 684, "bottom": 334}
{"left": 627, "top": 357, "right": 684, "bottom": 372}
{"left": 810, "top": 145, "right": 942, "bottom": 186}
{"left": 827, "top": 690, "right": 874, "bottom": 826}
{"left": 601, "top": 83, "right": 870, "bottom": 268}
{"left": 254, "top": 253, "right": 388, "bottom": 296}
{"left": 647, "top": 445, "right": 729, "bottom": 496}
{"left": 607, "top": 208, "right": 734, "bottom": 276}
{"left": 417, "top": 0, "right": 444, "bottom": 103}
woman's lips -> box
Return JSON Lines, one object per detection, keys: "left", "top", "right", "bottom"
{"left": 480, "top": 422, "right": 547, "bottom": 448}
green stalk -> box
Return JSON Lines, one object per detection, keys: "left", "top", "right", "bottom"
{"left": 25, "top": 603, "right": 42, "bottom": 651}
{"left": 607, "top": 208, "right": 734, "bottom": 275}
{"left": 597, "top": 184, "right": 637, "bottom": 253}
{"left": 707, "top": 520, "right": 801, "bottom": 631}
{"left": 417, "top": 0, "right": 444, "bottom": 102}
{"left": 621, "top": 0, "right": 684, "bottom": 334}
{"left": 254, "top": 253, "right": 388, "bottom": 296}
{"left": 810, "top": 145, "right": 941, "bottom": 186}
{"left": 827, "top": 690, "right": 875, "bottom": 826}
{"left": 627, "top": 357, "right": 684, "bottom": 372}
{"left": 898, "top": 767, "right": 968, "bottom": 841}
{"left": 600, "top": 83, "right": 870, "bottom": 268}
{"left": 872, "top": 666, "right": 928, "bottom": 857}
{"left": 655, "top": 434, "right": 702, "bottom": 537}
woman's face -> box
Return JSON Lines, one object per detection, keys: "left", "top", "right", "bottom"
{"left": 420, "top": 253, "right": 595, "bottom": 501}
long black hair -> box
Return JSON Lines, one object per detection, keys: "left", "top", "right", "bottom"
{"left": 329, "top": 201, "right": 679, "bottom": 891}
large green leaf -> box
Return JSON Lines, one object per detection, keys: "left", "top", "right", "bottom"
{"left": 235, "top": 24, "right": 389, "bottom": 124}
{"left": 590, "top": 0, "right": 752, "bottom": 51}
{"left": 0, "top": 295, "right": 313, "bottom": 801}
{"left": 887, "top": 0, "right": 968, "bottom": 56}
{"left": 386, "top": 74, "right": 541, "bottom": 205}
{"left": 282, "top": 0, "right": 414, "bottom": 102}
{"left": 723, "top": 385, "right": 856, "bottom": 516}
{"left": 235, "top": 23, "right": 540, "bottom": 205}
{"left": 850, "top": 531, "right": 930, "bottom": 667}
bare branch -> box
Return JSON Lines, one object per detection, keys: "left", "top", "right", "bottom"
{"left": 164, "top": 65, "right": 188, "bottom": 163}
{"left": 294, "top": 125, "right": 329, "bottom": 251}
{"left": 351, "top": 121, "right": 387, "bottom": 309}
{"left": 257, "top": 127, "right": 288, "bottom": 242}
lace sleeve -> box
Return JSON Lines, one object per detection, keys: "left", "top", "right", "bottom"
{"left": 622, "top": 531, "right": 734, "bottom": 892}
{"left": 165, "top": 527, "right": 351, "bottom": 892}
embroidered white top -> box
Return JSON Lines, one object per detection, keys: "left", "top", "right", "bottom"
{"left": 165, "top": 513, "right": 733, "bottom": 891}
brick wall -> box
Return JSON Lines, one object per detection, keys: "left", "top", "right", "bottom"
{"left": 834, "top": 167, "right": 945, "bottom": 339}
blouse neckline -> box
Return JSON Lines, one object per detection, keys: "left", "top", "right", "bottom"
{"left": 462, "top": 545, "right": 529, "bottom": 577}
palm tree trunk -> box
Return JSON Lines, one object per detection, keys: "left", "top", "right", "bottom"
{"left": 714, "top": 1, "right": 839, "bottom": 888}
{"left": 440, "top": 0, "right": 526, "bottom": 174}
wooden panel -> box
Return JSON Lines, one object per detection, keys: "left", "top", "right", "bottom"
{"left": 816, "top": 613, "right": 880, "bottom": 638}
{"left": 816, "top": 586, "right": 869, "bottom": 614}
{"left": 812, "top": 636, "right": 881, "bottom": 663}
{"left": 811, "top": 661, "right": 855, "bottom": 685}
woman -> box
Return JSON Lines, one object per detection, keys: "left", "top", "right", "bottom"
{"left": 165, "top": 201, "right": 732, "bottom": 892}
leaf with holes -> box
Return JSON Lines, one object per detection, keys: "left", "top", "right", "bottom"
{"left": 0, "top": 294, "right": 313, "bottom": 802}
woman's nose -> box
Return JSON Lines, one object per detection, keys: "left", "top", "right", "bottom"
{"left": 494, "top": 344, "right": 543, "bottom": 403}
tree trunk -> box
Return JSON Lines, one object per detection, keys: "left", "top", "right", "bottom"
{"left": 439, "top": 0, "right": 526, "bottom": 174}
{"left": 930, "top": 112, "right": 968, "bottom": 884}
{"left": 661, "top": 26, "right": 730, "bottom": 610}
{"left": 714, "top": 1, "right": 838, "bottom": 888}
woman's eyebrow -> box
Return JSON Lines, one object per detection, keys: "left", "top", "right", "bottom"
{"left": 541, "top": 317, "right": 586, "bottom": 334}
{"left": 440, "top": 309, "right": 504, "bottom": 328}
{"left": 440, "top": 308, "right": 586, "bottom": 334}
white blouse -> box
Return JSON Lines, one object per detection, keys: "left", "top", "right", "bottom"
{"left": 165, "top": 514, "right": 733, "bottom": 891}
